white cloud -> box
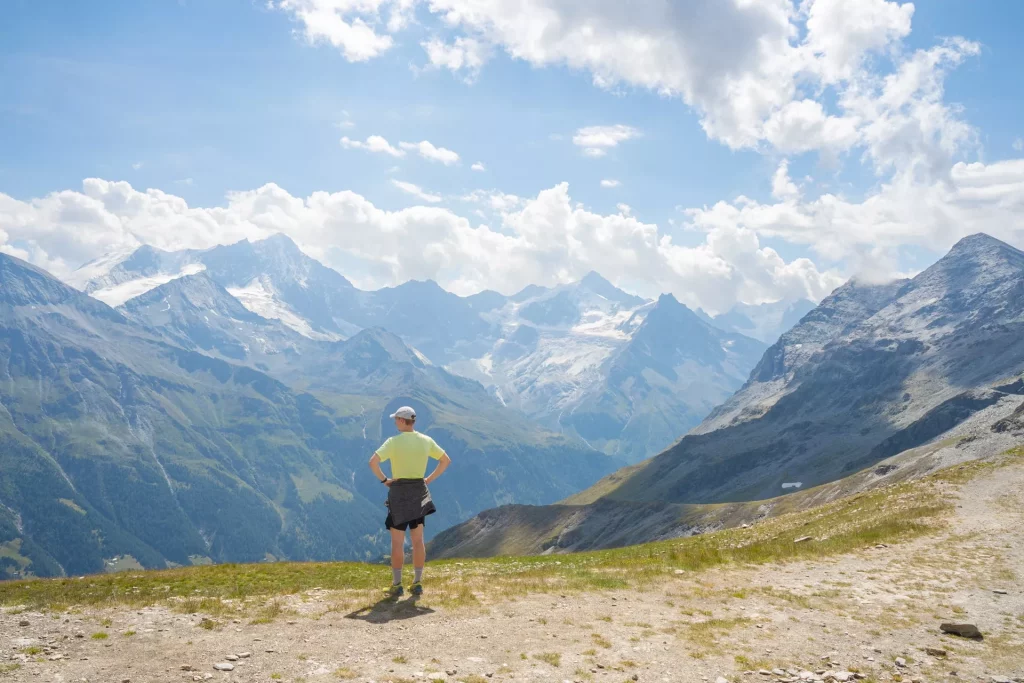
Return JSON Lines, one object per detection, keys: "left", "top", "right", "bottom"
{"left": 399, "top": 140, "right": 460, "bottom": 165}
{"left": 801, "top": 0, "right": 914, "bottom": 84}
{"left": 131, "top": 162, "right": 144, "bottom": 171}
{"left": 1014, "top": 138, "right": 1024, "bottom": 153}
{"left": 2, "top": 178, "right": 848, "bottom": 313}
{"left": 460, "top": 189, "right": 523, "bottom": 213}
{"left": 572, "top": 125, "right": 641, "bottom": 157}
{"left": 471, "top": 162, "right": 486, "bottom": 172}
{"left": 391, "top": 179, "right": 442, "bottom": 203}
{"left": 770, "top": 160, "right": 799, "bottom": 201}
{"left": 421, "top": 36, "right": 491, "bottom": 83}
{"left": 274, "top": 0, "right": 980, "bottom": 181}
{"left": 274, "top": 0, "right": 396, "bottom": 62}
{"left": 341, "top": 134, "right": 405, "bottom": 157}
{"left": 683, "top": 158, "right": 1024, "bottom": 270}
{"left": 9, "top": 168, "right": 1024, "bottom": 312}
{"left": 600, "top": 179, "right": 621, "bottom": 189}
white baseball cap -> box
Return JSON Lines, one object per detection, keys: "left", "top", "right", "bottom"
{"left": 390, "top": 406, "right": 416, "bottom": 420}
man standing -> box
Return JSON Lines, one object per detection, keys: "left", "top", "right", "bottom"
{"left": 369, "top": 406, "right": 451, "bottom": 597}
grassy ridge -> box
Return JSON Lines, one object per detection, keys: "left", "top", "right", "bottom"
{"left": 2, "top": 449, "right": 1017, "bottom": 613}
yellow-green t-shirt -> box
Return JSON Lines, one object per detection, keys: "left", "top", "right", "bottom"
{"left": 376, "top": 431, "right": 446, "bottom": 479}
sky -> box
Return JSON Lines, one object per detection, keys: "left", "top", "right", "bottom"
{"left": 1, "top": 0, "right": 1023, "bottom": 313}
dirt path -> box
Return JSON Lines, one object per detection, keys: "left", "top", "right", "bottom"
{"left": 3, "top": 465, "right": 1023, "bottom": 683}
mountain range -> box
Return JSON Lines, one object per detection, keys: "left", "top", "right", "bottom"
{"left": 429, "top": 233, "right": 1024, "bottom": 558}
{"left": 68, "top": 235, "right": 773, "bottom": 464}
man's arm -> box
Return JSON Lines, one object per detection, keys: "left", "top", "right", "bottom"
{"left": 425, "top": 452, "right": 451, "bottom": 485}
{"left": 368, "top": 453, "right": 391, "bottom": 486}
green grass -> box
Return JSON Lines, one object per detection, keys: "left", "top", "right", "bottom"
{"left": 1, "top": 451, "right": 1018, "bottom": 613}
{"left": 90, "top": 632, "right": 108, "bottom": 640}
{"left": 0, "top": 663, "right": 22, "bottom": 675}
{"left": 332, "top": 667, "right": 358, "bottom": 679}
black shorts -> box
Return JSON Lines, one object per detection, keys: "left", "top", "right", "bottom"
{"left": 385, "top": 512, "right": 424, "bottom": 531}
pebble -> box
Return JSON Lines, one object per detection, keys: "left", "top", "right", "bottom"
{"left": 717, "top": 678, "right": 729, "bottom": 683}
{"left": 237, "top": 652, "right": 251, "bottom": 658}
{"left": 213, "top": 663, "right": 235, "bottom": 672}
{"left": 224, "top": 654, "right": 239, "bottom": 661}
{"left": 992, "top": 589, "right": 1008, "bottom": 595}
{"left": 925, "top": 647, "right": 947, "bottom": 657}
{"left": 794, "top": 536, "right": 813, "bottom": 543}
{"left": 895, "top": 657, "right": 906, "bottom": 668}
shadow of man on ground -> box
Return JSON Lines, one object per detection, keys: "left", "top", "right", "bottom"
{"left": 344, "top": 595, "right": 435, "bottom": 624}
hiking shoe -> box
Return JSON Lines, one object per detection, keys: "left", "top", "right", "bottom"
{"left": 410, "top": 582, "right": 423, "bottom": 596}
{"left": 384, "top": 583, "right": 404, "bottom": 598}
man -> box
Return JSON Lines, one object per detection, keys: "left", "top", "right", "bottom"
{"left": 369, "top": 406, "right": 451, "bottom": 597}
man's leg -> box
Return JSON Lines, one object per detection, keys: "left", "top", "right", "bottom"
{"left": 410, "top": 524, "right": 426, "bottom": 585}
{"left": 389, "top": 527, "right": 405, "bottom": 586}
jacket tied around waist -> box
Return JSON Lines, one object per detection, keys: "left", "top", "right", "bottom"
{"left": 386, "top": 478, "right": 437, "bottom": 526}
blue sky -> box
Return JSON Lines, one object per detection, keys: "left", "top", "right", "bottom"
{"left": 2, "top": 0, "right": 1023, "bottom": 311}
{"left": 2, "top": 1, "right": 745, "bottom": 221}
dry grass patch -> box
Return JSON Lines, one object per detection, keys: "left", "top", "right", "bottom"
{"left": 678, "top": 617, "right": 753, "bottom": 652}
{"left": 533, "top": 652, "right": 561, "bottom": 667}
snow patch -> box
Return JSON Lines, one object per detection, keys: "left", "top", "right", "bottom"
{"left": 92, "top": 263, "right": 207, "bottom": 306}
{"left": 781, "top": 482, "right": 803, "bottom": 489}
{"left": 571, "top": 307, "right": 634, "bottom": 339}
{"left": 227, "top": 277, "right": 340, "bottom": 342}
{"left": 65, "top": 245, "right": 140, "bottom": 290}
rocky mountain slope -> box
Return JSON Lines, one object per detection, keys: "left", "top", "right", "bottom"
{"left": 0, "top": 253, "right": 383, "bottom": 576}
{"left": 0, "top": 253, "right": 616, "bottom": 579}
{"left": 560, "top": 294, "right": 765, "bottom": 462}
{"left": 430, "top": 233, "right": 1024, "bottom": 557}
{"left": 445, "top": 275, "right": 767, "bottom": 463}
